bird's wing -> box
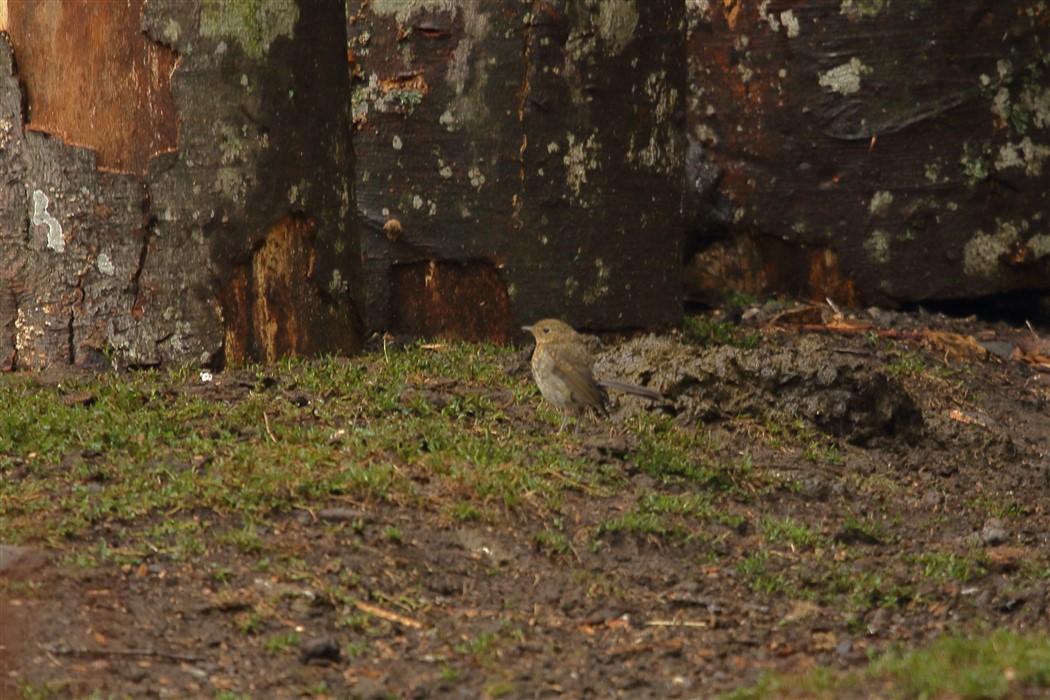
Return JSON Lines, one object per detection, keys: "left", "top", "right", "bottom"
{"left": 553, "top": 361, "right": 608, "bottom": 413}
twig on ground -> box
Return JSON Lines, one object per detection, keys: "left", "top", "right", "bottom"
{"left": 644, "top": 619, "right": 710, "bottom": 629}
{"left": 354, "top": 600, "right": 423, "bottom": 629}
{"left": 42, "top": 643, "right": 203, "bottom": 663}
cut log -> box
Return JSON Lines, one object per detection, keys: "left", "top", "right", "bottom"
{"left": 0, "top": 0, "right": 362, "bottom": 370}
{"left": 350, "top": 0, "right": 685, "bottom": 337}
{"left": 685, "top": 0, "right": 1050, "bottom": 307}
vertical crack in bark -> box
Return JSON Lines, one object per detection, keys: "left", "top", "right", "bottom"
{"left": 4, "top": 284, "right": 21, "bottom": 371}
{"left": 511, "top": 2, "right": 537, "bottom": 234}
{"left": 130, "top": 181, "right": 156, "bottom": 314}
{"left": 67, "top": 309, "right": 75, "bottom": 365}
{"left": 517, "top": 4, "right": 535, "bottom": 186}
{"left": 4, "top": 202, "right": 32, "bottom": 370}
{"left": 68, "top": 277, "right": 84, "bottom": 365}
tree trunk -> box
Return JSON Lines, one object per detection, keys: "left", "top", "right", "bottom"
{"left": 1, "top": 0, "right": 362, "bottom": 370}
{"left": 685, "top": 0, "right": 1050, "bottom": 308}
{"left": 350, "top": 0, "right": 685, "bottom": 340}
{"left": 3, "top": 0, "right": 686, "bottom": 365}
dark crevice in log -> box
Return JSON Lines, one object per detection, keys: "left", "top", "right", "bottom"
{"left": 68, "top": 277, "right": 83, "bottom": 366}
{"left": 129, "top": 182, "right": 156, "bottom": 321}
{"left": 516, "top": 8, "right": 533, "bottom": 186}
{"left": 900, "top": 293, "right": 1050, "bottom": 330}
{"left": 3, "top": 302, "right": 17, "bottom": 371}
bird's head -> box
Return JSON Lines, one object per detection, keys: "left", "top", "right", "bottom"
{"left": 522, "top": 318, "right": 577, "bottom": 345}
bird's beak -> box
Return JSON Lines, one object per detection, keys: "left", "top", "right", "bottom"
{"left": 521, "top": 325, "right": 533, "bottom": 333}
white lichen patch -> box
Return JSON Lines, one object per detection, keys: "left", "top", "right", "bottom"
{"left": 780, "top": 10, "right": 800, "bottom": 37}
{"left": 840, "top": 0, "right": 884, "bottom": 22}
{"left": 1027, "top": 83, "right": 1050, "bottom": 129}
{"left": 370, "top": 0, "right": 458, "bottom": 24}
{"left": 328, "top": 268, "right": 347, "bottom": 295}
{"left": 353, "top": 72, "right": 426, "bottom": 123}
{"left": 1029, "top": 233, "right": 1050, "bottom": 259}
{"left": 442, "top": 3, "right": 492, "bottom": 127}
{"left": 818, "top": 57, "right": 868, "bottom": 95}
{"left": 582, "top": 257, "right": 611, "bottom": 305}
{"left": 565, "top": 0, "right": 638, "bottom": 61}
{"left": 924, "top": 160, "right": 946, "bottom": 183}
{"left": 985, "top": 60, "right": 1050, "bottom": 144}
{"left": 563, "top": 132, "right": 600, "bottom": 197}
{"left": 991, "top": 87, "right": 1012, "bottom": 125}
{"left": 645, "top": 70, "right": 678, "bottom": 122}
{"left": 687, "top": 0, "right": 712, "bottom": 17}
{"left": 628, "top": 72, "right": 682, "bottom": 173}
{"left": 596, "top": 0, "right": 639, "bottom": 55}
{"left": 14, "top": 308, "right": 43, "bottom": 363}
{"left": 996, "top": 137, "right": 1050, "bottom": 177}
{"left": 352, "top": 75, "right": 376, "bottom": 123}
{"left": 392, "top": 135, "right": 403, "bottom": 150}
{"left": 162, "top": 18, "right": 181, "bottom": 44}
{"left": 468, "top": 165, "right": 486, "bottom": 188}
{"left": 215, "top": 166, "right": 246, "bottom": 200}
{"left": 759, "top": 1, "right": 798, "bottom": 36}
{"left": 97, "top": 252, "right": 116, "bottom": 276}
{"left": 997, "top": 59, "right": 1013, "bottom": 81}
{"left": 963, "top": 220, "right": 1027, "bottom": 277}
{"left": 868, "top": 190, "right": 894, "bottom": 215}
{"left": 31, "top": 190, "right": 64, "bottom": 252}
{"left": 759, "top": 1, "right": 779, "bottom": 31}
{"left": 864, "top": 229, "right": 891, "bottom": 264}
{"left": 0, "top": 118, "right": 13, "bottom": 150}
{"left": 215, "top": 120, "right": 248, "bottom": 166}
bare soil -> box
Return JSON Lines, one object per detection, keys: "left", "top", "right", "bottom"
{"left": 3, "top": 307, "right": 1049, "bottom": 699}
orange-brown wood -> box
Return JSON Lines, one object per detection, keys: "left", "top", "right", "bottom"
{"left": 2, "top": 0, "right": 178, "bottom": 175}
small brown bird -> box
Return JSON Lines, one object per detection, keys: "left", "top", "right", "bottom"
{"left": 522, "top": 318, "right": 663, "bottom": 426}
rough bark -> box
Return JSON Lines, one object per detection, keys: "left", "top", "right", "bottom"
{"left": 1, "top": 0, "right": 362, "bottom": 370}
{"left": 350, "top": 0, "right": 685, "bottom": 340}
{"left": 685, "top": 0, "right": 1050, "bottom": 307}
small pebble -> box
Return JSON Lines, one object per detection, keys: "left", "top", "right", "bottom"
{"left": 980, "top": 518, "right": 1008, "bottom": 546}
{"left": 299, "top": 635, "right": 341, "bottom": 664}
{"left": 799, "top": 477, "right": 829, "bottom": 499}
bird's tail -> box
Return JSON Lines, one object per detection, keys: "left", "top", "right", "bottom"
{"left": 597, "top": 379, "right": 664, "bottom": 401}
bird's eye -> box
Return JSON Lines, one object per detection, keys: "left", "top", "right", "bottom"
{"left": 542, "top": 327, "right": 550, "bottom": 334}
